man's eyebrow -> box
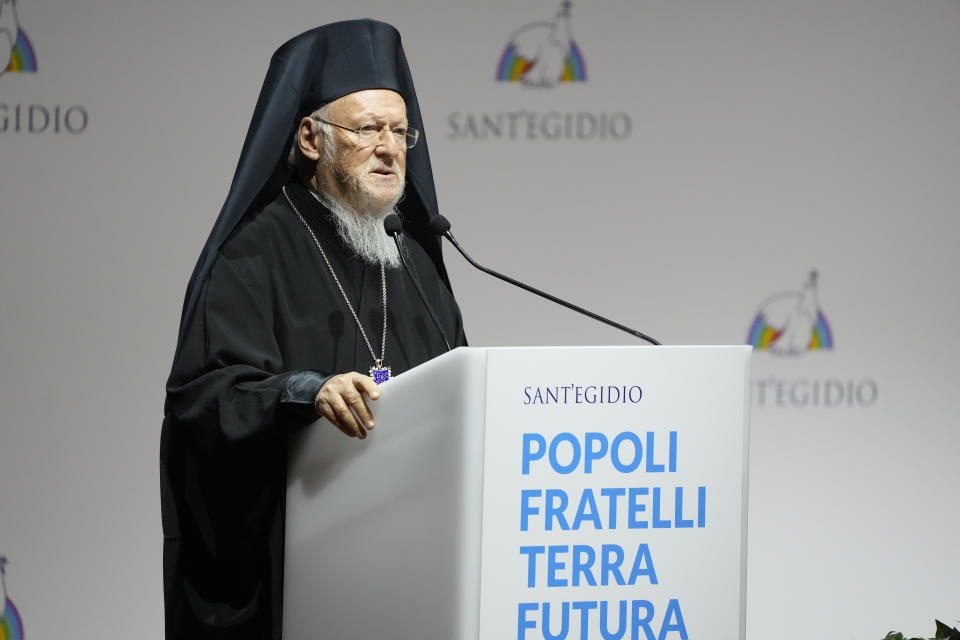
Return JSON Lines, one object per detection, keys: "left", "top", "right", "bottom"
{"left": 351, "top": 111, "right": 408, "bottom": 124}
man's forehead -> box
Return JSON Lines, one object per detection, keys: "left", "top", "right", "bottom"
{"left": 329, "top": 89, "right": 407, "bottom": 120}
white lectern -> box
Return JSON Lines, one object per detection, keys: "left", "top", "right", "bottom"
{"left": 284, "top": 346, "right": 751, "bottom": 640}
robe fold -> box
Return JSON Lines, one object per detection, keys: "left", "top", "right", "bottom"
{"left": 161, "top": 183, "right": 466, "bottom": 638}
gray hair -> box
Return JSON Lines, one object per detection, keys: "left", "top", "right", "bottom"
{"left": 287, "top": 103, "right": 336, "bottom": 169}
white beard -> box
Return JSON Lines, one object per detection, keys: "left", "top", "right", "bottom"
{"left": 311, "top": 190, "right": 402, "bottom": 269}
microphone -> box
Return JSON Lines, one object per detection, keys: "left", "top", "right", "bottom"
{"left": 428, "top": 215, "right": 661, "bottom": 346}
{"left": 383, "top": 214, "right": 453, "bottom": 352}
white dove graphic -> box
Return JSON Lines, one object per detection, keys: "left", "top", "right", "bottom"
{"left": 0, "top": 0, "right": 20, "bottom": 75}
{"left": 754, "top": 271, "right": 824, "bottom": 356}
{"left": 504, "top": 1, "right": 574, "bottom": 88}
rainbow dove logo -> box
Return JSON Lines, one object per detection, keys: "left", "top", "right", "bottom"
{"left": 496, "top": 1, "right": 586, "bottom": 87}
{"left": 747, "top": 271, "right": 834, "bottom": 356}
{"left": 0, "top": 556, "right": 25, "bottom": 640}
{"left": 0, "top": 0, "right": 37, "bottom": 76}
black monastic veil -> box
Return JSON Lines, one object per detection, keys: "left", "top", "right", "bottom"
{"left": 160, "top": 21, "right": 465, "bottom": 639}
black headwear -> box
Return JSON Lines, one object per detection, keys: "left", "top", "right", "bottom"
{"left": 172, "top": 19, "right": 448, "bottom": 355}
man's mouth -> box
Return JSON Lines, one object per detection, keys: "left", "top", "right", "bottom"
{"left": 369, "top": 167, "right": 395, "bottom": 177}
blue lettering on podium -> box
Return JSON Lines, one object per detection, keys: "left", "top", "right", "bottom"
{"left": 601, "top": 488, "right": 626, "bottom": 528}
{"left": 571, "top": 545, "right": 597, "bottom": 586}
{"left": 520, "top": 489, "right": 540, "bottom": 531}
{"left": 523, "top": 433, "right": 546, "bottom": 474}
{"left": 516, "top": 598, "right": 687, "bottom": 640}
{"left": 549, "top": 432, "right": 582, "bottom": 474}
{"left": 610, "top": 432, "right": 642, "bottom": 473}
{"left": 520, "top": 486, "right": 707, "bottom": 531}
{"left": 520, "top": 544, "right": 657, "bottom": 588}
{"left": 600, "top": 600, "right": 627, "bottom": 639}
{"left": 547, "top": 546, "right": 568, "bottom": 587}
{"left": 652, "top": 488, "right": 671, "bottom": 528}
{"left": 627, "top": 488, "right": 650, "bottom": 529}
{"left": 698, "top": 486, "right": 706, "bottom": 527}
{"left": 572, "top": 488, "right": 602, "bottom": 529}
{"left": 543, "top": 602, "right": 570, "bottom": 640}
{"left": 572, "top": 601, "right": 598, "bottom": 639}
{"left": 522, "top": 431, "right": 678, "bottom": 475}
{"left": 675, "top": 486, "right": 694, "bottom": 528}
{"left": 584, "top": 432, "right": 608, "bottom": 472}
{"left": 545, "top": 489, "right": 570, "bottom": 530}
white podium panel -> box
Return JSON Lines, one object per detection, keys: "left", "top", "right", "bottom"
{"left": 283, "top": 347, "right": 488, "bottom": 640}
{"left": 284, "top": 346, "right": 750, "bottom": 640}
{"left": 479, "top": 346, "right": 751, "bottom": 640}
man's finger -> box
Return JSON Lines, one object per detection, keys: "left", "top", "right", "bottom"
{"left": 328, "top": 396, "right": 367, "bottom": 439}
{"left": 316, "top": 400, "right": 353, "bottom": 438}
{"left": 330, "top": 415, "right": 358, "bottom": 439}
{"left": 354, "top": 375, "right": 381, "bottom": 403}
{"left": 335, "top": 399, "right": 367, "bottom": 439}
{"left": 344, "top": 389, "right": 374, "bottom": 430}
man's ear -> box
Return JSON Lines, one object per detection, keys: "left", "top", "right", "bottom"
{"left": 297, "top": 117, "right": 323, "bottom": 161}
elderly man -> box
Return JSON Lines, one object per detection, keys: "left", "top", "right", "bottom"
{"left": 161, "top": 21, "right": 466, "bottom": 639}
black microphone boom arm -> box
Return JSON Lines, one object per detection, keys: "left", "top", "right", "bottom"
{"left": 439, "top": 226, "right": 660, "bottom": 346}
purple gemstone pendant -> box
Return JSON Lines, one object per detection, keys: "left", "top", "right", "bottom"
{"left": 370, "top": 364, "right": 391, "bottom": 385}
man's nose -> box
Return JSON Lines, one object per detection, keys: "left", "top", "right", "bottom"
{"left": 375, "top": 131, "right": 403, "bottom": 157}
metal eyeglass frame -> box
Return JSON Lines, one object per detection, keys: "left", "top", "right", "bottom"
{"left": 314, "top": 117, "right": 420, "bottom": 149}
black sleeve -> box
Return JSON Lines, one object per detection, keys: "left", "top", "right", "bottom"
{"left": 451, "top": 298, "right": 468, "bottom": 348}
{"left": 165, "top": 254, "right": 328, "bottom": 455}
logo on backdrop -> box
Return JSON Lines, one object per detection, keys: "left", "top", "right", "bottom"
{"left": 0, "top": 0, "right": 36, "bottom": 76}
{"left": 0, "top": 556, "right": 25, "bottom": 640}
{"left": 448, "top": 1, "right": 632, "bottom": 141}
{"left": 496, "top": 1, "right": 586, "bottom": 88}
{"left": 747, "top": 271, "right": 878, "bottom": 409}
{"left": 747, "top": 270, "right": 833, "bottom": 356}
{"left": 0, "top": 0, "right": 89, "bottom": 135}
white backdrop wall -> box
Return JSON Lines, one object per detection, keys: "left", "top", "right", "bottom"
{"left": 1, "top": 1, "right": 958, "bottom": 638}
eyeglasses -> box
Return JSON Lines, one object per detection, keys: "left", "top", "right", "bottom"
{"left": 314, "top": 117, "right": 420, "bottom": 149}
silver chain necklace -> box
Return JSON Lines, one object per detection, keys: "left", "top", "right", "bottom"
{"left": 282, "top": 186, "right": 391, "bottom": 384}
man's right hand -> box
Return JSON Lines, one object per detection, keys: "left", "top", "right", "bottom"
{"left": 314, "top": 372, "right": 381, "bottom": 439}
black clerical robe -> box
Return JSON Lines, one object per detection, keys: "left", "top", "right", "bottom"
{"left": 160, "top": 183, "right": 466, "bottom": 639}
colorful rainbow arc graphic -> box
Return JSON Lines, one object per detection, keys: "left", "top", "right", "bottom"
{"left": 495, "top": 41, "right": 586, "bottom": 83}
{"left": 746, "top": 310, "right": 834, "bottom": 351}
{"left": 5, "top": 30, "right": 37, "bottom": 72}
{"left": 0, "top": 598, "right": 25, "bottom": 640}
